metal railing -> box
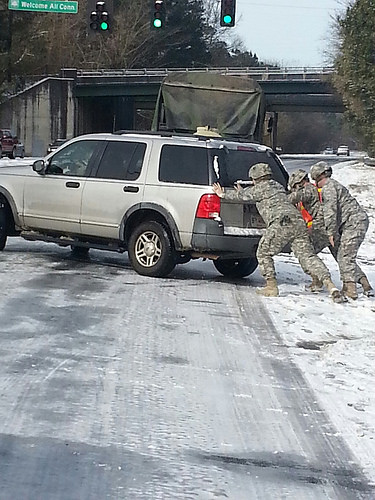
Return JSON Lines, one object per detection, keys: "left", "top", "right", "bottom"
{"left": 75, "top": 66, "right": 335, "bottom": 81}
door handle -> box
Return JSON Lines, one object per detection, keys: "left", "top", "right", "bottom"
{"left": 66, "top": 181, "right": 80, "bottom": 188}
{"left": 123, "top": 186, "right": 139, "bottom": 193}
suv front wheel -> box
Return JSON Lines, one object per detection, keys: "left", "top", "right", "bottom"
{"left": 128, "top": 221, "right": 176, "bottom": 277}
{"left": 214, "top": 257, "right": 258, "bottom": 278}
{"left": 0, "top": 208, "right": 8, "bottom": 250}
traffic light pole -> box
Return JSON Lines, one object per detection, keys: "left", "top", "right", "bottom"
{"left": 6, "top": 9, "right": 12, "bottom": 82}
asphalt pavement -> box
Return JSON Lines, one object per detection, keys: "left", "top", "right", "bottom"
{"left": 0, "top": 238, "right": 373, "bottom": 499}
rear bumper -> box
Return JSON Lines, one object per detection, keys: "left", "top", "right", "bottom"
{"left": 191, "top": 219, "right": 263, "bottom": 258}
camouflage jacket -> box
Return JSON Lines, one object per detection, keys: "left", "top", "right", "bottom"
{"left": 223, "top": 178, "right": 303, "bottom": 227}
{"left": 320, "top": 177, "right": 368, "bottom": 237}
{"left": 288, "top": 183, "right": 325, "bottom": 226}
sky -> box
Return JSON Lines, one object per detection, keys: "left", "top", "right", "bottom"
{"left": 234, "top": 0, "right": 346, "bottom": 67}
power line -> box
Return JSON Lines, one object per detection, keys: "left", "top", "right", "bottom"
{"left": 236, "top": 2, "right": 337, "bottom": 10}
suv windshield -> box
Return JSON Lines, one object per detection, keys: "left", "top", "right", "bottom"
{"left": 210, "top": 147, "right": 288, "bottom": 188}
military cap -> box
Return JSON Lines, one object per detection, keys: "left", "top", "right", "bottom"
{"left": 310, "top": 161, "right": 332, "bottom": 181}
{"left": 288, "top": 169, "right": 308, "bottom": 189}
{"left": 249, "top": 162, "right": 272, "bottom": 180}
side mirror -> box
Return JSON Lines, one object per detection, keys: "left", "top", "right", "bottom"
{"left": 33, "top": 159, "right": 45, "bottom": 174}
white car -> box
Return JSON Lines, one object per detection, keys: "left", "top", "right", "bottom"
{"left": 0, "top": 132, "right": 288, "bottom": 278}
{"left": 337, "top": 145, "right": 350, "bottom": 156}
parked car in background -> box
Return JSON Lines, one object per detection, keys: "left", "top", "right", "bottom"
{"left": 337, "top": 145, "right": 350, "bottom": 156}
{"left": 323, "top": 146, "right": 334, "bottom": 155}
{"left": 46, "top": 138, "right": 68, "bottom": 155}
{"left": 0, "top": 129, "right": 25, "bottom": 159}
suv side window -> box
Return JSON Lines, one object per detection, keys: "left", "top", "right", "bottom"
{"left": 48, "top": 140, "right": 98, "bottom": 176}
{"left": 96, "top": 141, "right": 146, "bottom": 181}
{"left": 159, "top": 145, "right": 208, "bottom": 185}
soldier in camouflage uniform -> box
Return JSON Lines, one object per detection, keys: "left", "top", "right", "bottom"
{"left": 213, "top": 163, "right": 342, "bottom": 301}
{"left": 310, "top": 161, "right": 373, "bottom": 300}
{"left": 288, "top": 169, "right": 331, "bottom": 291}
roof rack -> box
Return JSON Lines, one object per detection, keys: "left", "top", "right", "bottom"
{"left": 112, "top": 129, "right": 259, "bottom": 144}
{"left": 113, "top": 129, "right": 213, "bottom": 141}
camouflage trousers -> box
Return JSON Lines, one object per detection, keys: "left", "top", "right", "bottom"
{"left": 310, "top": 222, "right": 366, "bottom": 283}
{"left": 329, "top": 214, "right": 369, "bottom": 282}
{"left": 256, "top": 218, "right": 330, "bottom": 281}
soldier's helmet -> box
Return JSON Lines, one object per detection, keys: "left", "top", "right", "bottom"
{"left": 249, "top": 162, "right": 272, "bottom": 180}
{"left": 310, "top": 161, "right": 333, "bottom": 181}
{"left": 288, "top": 169, "right": 308, "bottom": 189}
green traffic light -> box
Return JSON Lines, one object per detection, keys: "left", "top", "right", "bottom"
{"left": 223, "top": 14, "right": 232, "bottom": 24}
{"left": 100, "top": 21, "right": 108, "bottom": 30}
{"left": 153, "top": 19, "right": 162, "bottom": 28}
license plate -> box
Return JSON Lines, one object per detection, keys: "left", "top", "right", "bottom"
{"left": 243, "top": 204, "right": 265, "bottom": 228}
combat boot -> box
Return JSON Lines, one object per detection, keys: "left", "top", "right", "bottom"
{"left": 308, "top": 275, "right": 323, "bottom": 293}
{"left": 256, "top": 278, "right": 279, "bottom": 297}
{"left": 322, "top": 278, "right": 344, "bottom": 303}
{"left": 358, "top": 276, "right": 374, "bottom": 297}
{"left": 343, "top": 281, "right": 358, "bottom": 300}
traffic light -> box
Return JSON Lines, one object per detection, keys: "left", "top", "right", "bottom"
{"left": 151, "top": 0, "right": 165, "bottom": 29}
{"left": 88, "top": 0, "right": 113, "bottom": 32}
{"left": 220, "top": 0, "right": 236, "bottom": 27}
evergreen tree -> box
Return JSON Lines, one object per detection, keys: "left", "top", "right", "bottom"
{"left": 333, "top": 0, "right": 375, "bottom": 155}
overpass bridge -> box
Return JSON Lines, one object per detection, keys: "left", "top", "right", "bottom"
{"left": 1, "top": 66, "right": 345, "bottom": 156}
{"left": 70, "top": 66, "right": 343, "bottom": 111}
{"left": 64, "top": 66, "right": 344, "bottom": 136}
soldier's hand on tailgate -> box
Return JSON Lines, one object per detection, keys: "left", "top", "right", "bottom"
{"left": 213, "top": 182, "right": 224, "bottom": 198}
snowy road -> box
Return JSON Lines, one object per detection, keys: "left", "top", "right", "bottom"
{"left": 0, "top": 238, "right": 373, "bottom": 499}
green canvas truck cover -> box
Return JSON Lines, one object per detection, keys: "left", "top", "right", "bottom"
{"left": 152, "top": 72, "right": 265, "bottom": 141}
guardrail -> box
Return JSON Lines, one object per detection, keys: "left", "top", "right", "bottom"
{"left": 75, "top": 66, "right": 335, "bottom": 81}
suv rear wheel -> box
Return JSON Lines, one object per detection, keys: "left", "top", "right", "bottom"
{"left": 214, "top": 257, "right": 258, "bottom": 278}
{"left": 128, "top": 221, "right": 176, "bottom": 277}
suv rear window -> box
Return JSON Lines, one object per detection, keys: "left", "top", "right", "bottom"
{"left": 210, "top": 148, "right": 288, "bottom": 188}
{"left": 159, "top": 145, "right": 208, "bottom": 185}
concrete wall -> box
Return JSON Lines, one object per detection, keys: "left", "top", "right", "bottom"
{"left": 0, "top": 77, "right": 75, "bottom": 157}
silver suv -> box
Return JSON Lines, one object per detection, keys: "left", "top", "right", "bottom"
{"left": 0, "top": 131, "right": 288, "bottom": 277}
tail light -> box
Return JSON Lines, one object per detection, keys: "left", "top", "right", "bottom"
{"left": 195, "top": 194, "right": 221, "bottom": 219}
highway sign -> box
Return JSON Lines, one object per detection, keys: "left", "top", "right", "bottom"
{"left": 8, "top": 0, "right": 78, "bottom": 13}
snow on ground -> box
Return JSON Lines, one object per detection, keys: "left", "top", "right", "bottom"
{"left": 265, "top": 159, "right": 375, "bottom": 483}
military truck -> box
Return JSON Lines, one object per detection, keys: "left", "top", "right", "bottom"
{"left": 152, "top": 72, "right": 266, "bottom": 142}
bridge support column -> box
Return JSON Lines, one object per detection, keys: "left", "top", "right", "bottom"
{"left": 113, "top": 96, "right": 135, "bottom": 131}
